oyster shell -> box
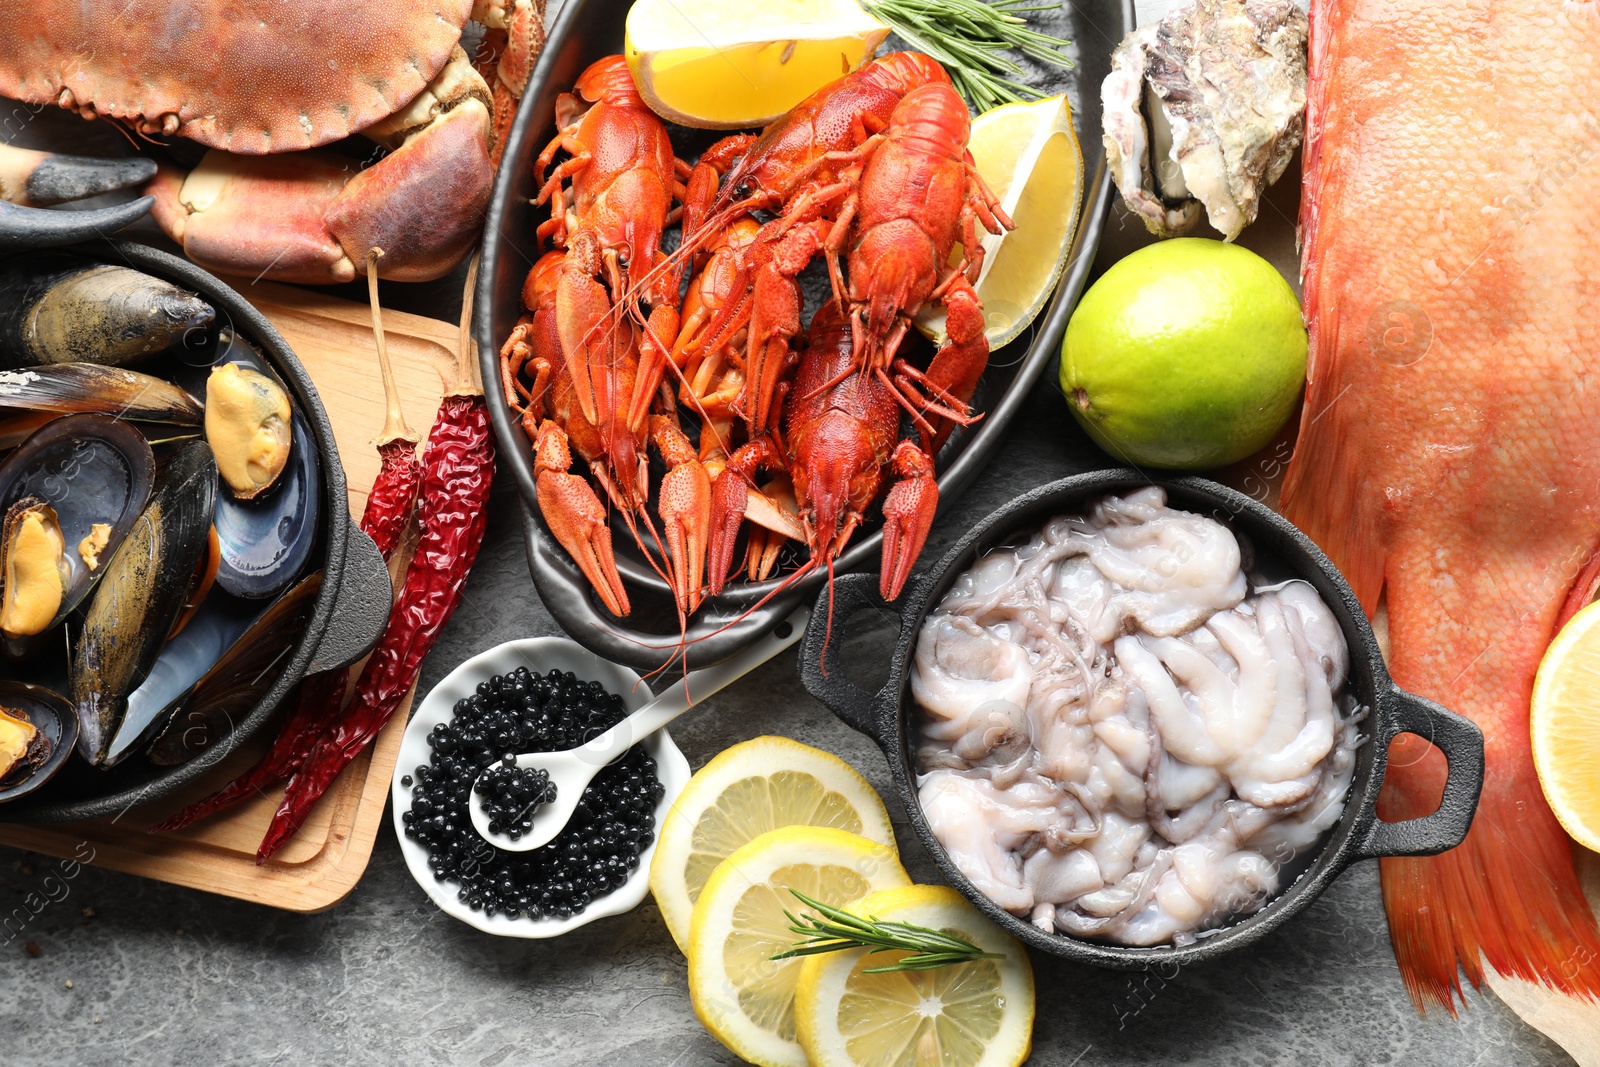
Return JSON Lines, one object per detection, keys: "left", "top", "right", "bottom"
{"left": 1102, "top": 0, "right": 1307, "bottom": 240}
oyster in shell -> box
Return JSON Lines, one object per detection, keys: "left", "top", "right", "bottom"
{"left": 1102, "top": 0, "right": 1307, "bottom": 240}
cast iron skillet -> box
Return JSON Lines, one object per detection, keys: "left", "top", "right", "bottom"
{"left": 800, "top": 470, "right": 1485, "bottom": 967}
{"left": 0, "top": 241, "right": 393, "bottom": 824}
{"left": 475, "top": 0, "right": 1135, "bottom": 670}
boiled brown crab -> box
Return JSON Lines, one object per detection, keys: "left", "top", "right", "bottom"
{"left": 0, "top": 0, "right": 545, "bottom": 282}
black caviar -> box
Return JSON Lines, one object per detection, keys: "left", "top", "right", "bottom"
{"left": 475, "top": 761, "right": 556, "bottom": 839}
{"left": 403, "top": 666, "right": 665, "bottom": 920}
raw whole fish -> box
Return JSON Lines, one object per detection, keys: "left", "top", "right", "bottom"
{"left": 1281, "top": 0, "right": 1600, "bottom": 1011}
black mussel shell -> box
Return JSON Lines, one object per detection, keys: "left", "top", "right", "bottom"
{"left": 102, "top": 588, "right": 261, "bottom": 768}
{"left": 0, "top": 363, "right": 203, "bottom": 424}
{"left": 147, "top": 571, "right": 322, "bottom": 767}
{"left": 214, "top": 412, "right": 319, "bottom": 600}
{"left": 0, "top": 256, "right": 215, "bottom": 370}
{"left": 0, "top": 682, "right": 77, "bottom": 802}
{"left": 71, "top": 440, "right": 216, "bottom": 765}
{"left": 0, "top": 413, "right": 156, "bottom": 656}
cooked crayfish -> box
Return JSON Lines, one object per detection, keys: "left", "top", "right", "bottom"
{"left": 709, "top": 302, "right": 938, "bottom": 602}
{"left": 500, "top": 51, "right": 1003, "bottom": 629}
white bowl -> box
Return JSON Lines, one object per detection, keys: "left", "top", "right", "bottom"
{"left": 391, "top": 636, "right": 690, "bottom": 938}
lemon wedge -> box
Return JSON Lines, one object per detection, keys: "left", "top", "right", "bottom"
{"left": 688, "top": 826, "right": 911, "bottom": 1067}
{"left": 625, "top": 0, "right": 890, "bottom": 129}
{"left": 917, "top": 94, "right": 1084, "bottom": 351}
{"left": 651, "top": 735, "right": 895, "bottom": 952}
{"left": 1531, "top": 599, "right": 1600, "bottom": 853}
{"left": 796, "top": 885, "right": 1036, "bottom": 1067}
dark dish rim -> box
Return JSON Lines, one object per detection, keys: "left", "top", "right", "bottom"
{"left": 799, "top": 469, "right": 1485, "bottom": 968}
{"left": 474, "top": 0, "right": 1136, "bottom": 670}
{"left": 0, "top": 240, "right": 391, "bottom": 824}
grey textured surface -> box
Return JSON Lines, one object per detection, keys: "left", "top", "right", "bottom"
{"left": 0, "top": 24, "right": 1581, "bottom": 1067}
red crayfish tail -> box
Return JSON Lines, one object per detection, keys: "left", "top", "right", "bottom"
{"left": 879, "top": 441, "right": 938, "bottom": 601}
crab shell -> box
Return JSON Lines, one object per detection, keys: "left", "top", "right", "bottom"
{"left": 0, "top": 0, "right": 476, "bottom": 154}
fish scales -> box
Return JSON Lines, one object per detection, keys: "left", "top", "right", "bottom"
{"left": 1282, "top": 0, "right": 1600, "bottom": 1011}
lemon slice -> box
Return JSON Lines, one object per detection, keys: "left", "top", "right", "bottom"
{"left": 625, "top": 0, "right": 890, "bottom": 129}
{"left": 1531, "top": 599, "right": 1600, "bottom": 853}
{"left": 917, "top": 94, "right": 1084, "bottom": 351}
{"left": 688, "top": 826, "right": 911, "bottom": 1067}
{"left": 796, "top": 885, "right": 1036, "bottom": 1067}
{"left": 651, "top": 735, "right": 894, "bottom": 952}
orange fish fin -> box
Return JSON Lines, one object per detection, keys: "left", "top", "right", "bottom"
{"left": 1379, "top": 740, "right": 1600, "bottom": 1013}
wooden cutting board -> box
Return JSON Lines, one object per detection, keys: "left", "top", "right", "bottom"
{"left": 0, "top": 283, "right": 457, "bottom": 912}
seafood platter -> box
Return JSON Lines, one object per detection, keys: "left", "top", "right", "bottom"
{"left": 477, "top": 0, "right": 1118, "bottom": 669}
{"left": 3, "top": 0, "right": 1600, "bottom": 1064}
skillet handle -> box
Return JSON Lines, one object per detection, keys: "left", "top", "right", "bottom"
{"left": 798, "top": 572, "right": 902, "bottom": 742}
{"left": 1350, "top": 686, "right": 1485, "bottom": 861}
{"left": 308, "top": 521, "right": 393, "bottom": 673}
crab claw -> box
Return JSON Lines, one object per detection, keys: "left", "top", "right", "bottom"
{"left": 650, "top": 415, "right": 711, "bottom": 614}
{"left": 534, "top": 419, "right": 629, "bottom": 617}
{"left": 146, "top": 48, "right": 494, "bottom": 283}
{"left": 0, "top": 143, "right": 155, "bottom": 207}
{"left": 879, "top": 441, "right": 937, "bottom": 601}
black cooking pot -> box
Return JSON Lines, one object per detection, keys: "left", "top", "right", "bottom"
{"left": 473, "top": 0, "right": 1134, "bottom": 671}
{"left": 800, "top": 470, "right": 1485, "bottom": 967}
{"left": 0, "top": 240, "right": 393, "bottom": 823}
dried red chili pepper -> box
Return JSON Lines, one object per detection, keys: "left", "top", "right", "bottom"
{"left": 152, "top": 251, "right": 422, "bottom": 833}
{"left": 257, "top": 261, "right": 495, "bottom": 862}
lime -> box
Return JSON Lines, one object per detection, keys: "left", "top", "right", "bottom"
{"left": 1060, "top": 238, "right": 1306, "bottom": 469}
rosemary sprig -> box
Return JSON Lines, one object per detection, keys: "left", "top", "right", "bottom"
{"left": 770, "top": 891, "right": 1006, "bottom": 973}
{"left": 861, "top": 0, "right": 1075, "bottom": 112}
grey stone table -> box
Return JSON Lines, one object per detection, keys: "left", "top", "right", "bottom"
{"left": 0, "top": 114, "right": 1575, "bottom": 1067}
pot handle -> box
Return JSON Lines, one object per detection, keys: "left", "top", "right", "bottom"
{"left": 308, "top": 521, "right": 393, "bottom": 674}
{"left": 797, "top": 572, "right": 905, "bottom": 744}
{"left": 1349, "top": 686, "right": 1485, "bottom": 861}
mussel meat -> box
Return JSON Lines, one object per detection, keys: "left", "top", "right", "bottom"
{"left": 0, "top": 256, "right": 215, "bottom": 369}
{"left": 205, "top": 361, "right": 292, "bottom": 499}
{"left": 0, "top": 498, "right": 67, "bottom": 639}
{"left": 0, "top": 682, "right": 77, "bottom": 802}
{"left": 214, "top": 411, "right": 320, "bottom": 600}
{"left": 0, "top": 364, "right": 203, "bottom": 424}
{"left": 71, "top": 440, "right": 217, "bottom": 765}
{"left": 0, "top": 413, "right": 156, "bottom": 655}
{"left": 148, "top": 571, "right": 321, "bottom": 767}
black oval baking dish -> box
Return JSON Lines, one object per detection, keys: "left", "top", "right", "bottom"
{"left": 474, "top": 0, "right": 1135, "bottom": 670}
{"left": 0, "top": 240, "right": 393, "bottom": 824}
{"left": 800, "top": 469, "right": 1485, "bottom": 967}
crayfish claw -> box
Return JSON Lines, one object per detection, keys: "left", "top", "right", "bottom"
{"left": 651, "top": 415, "right": 711, "bottom": 614}
{"left": 533, "top": 420, "right": 630, "bottom": 617}
{"left": 879, "top": 441, "right": 938, "bottom": 601}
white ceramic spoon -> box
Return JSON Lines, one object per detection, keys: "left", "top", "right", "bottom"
{"left": 470, "top": 605, "right": 810, "bottom": 851}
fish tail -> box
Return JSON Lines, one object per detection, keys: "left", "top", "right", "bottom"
{"left": 1379, "top": 740, "right": 1600, "bottom": 1013}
